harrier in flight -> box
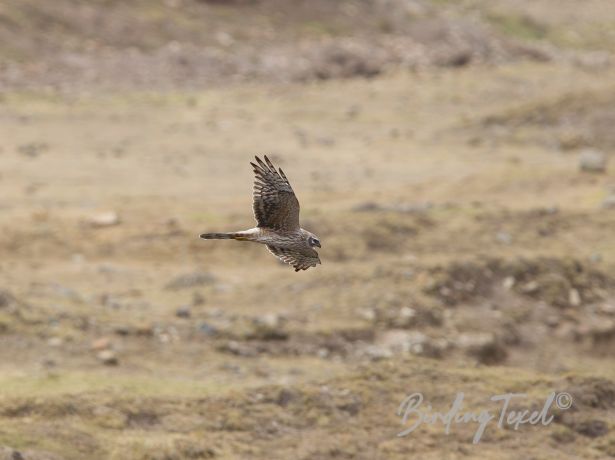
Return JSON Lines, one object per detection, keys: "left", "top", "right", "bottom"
{"left": 200, "top": 156, "right": 321, "bottom": 271}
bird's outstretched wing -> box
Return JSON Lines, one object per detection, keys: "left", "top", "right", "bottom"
{"left": 266, "top": 245, "right": 321, "bottom": 272}
{"left": 251, "top": 155, "right": 300, "bottom": 230}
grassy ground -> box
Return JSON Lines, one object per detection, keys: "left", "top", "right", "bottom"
{"left": 1, "top": 60, "right": 615, "bottom": 459}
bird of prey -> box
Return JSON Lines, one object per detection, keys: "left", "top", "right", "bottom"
{"left": 200, "top": 155, "right": 321, "bottom": 272}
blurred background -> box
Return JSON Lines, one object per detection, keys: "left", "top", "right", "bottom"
{"left": 0, "top": 1, "right": 615, "bottom": 459}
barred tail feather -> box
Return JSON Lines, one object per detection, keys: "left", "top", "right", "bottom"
{"left": 200, "top": 232, "right": 236, "bottom": 240}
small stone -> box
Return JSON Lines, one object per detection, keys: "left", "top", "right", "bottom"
{"left": 250, "top": 314, "right": 288, "bottom": 341}
{"left": 521, "top": 281, "right": 539, "bottom": 294}
{"left": 393, "top": 307, "right": 416, "bottom": 327}
{"left": 198, "top": 322, "right": 218, "bottom": 336}
{"left": 86, "top": 211, "right": 120, "bottom": 228}
{"left": 358, "top": 308, "right": 376, "bottom": 322}
{"left": 255, "top": 313, "right": 281, "bottom": 329}
{"left": 176, "top": 306, "right": 191, "bottom": 318}
{"left": 399, "top": 307, "right": 416, "bottom": 320}
{"left": 220, "top": 340, "right": 257, "bottom": 357}
{"left": 569, "top": 289, "right": 581, "bottom": 307}
{"left": 47, "top": 337, "right": 63, "bottom": 347}
{"left": 362, "top": 345, "right": 393, "bottom": 361}
{"left": 91, "top": 337, "right": 111, "bottom": 351}
{"left": 215, "top": 31, "right": 234, "bottom": 47}
{"left": 590, "top": 253, "right": 603, "bottom": 263}
{"left": 97, "top": 350, "right": 118, "bottom": 366}
{"left": 579, "top": 149, "right": 607, "bottom": 173}
{"left": 602, "top": 194, "right": 615, "bottom": 209}
{"left": 72, "top": 253, "right": 85, "bottom": 265}
{"left": 376, "top": 329, "right": 445, "bottom": 358}
{"left": 495, "top": 231, "right": 512, "bottom": 245}
{"left": 502, "top": 276, "right": 515, "bottom": 290}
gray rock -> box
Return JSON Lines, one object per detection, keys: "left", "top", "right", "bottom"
{"left": 376, "top": 329, "right": 445, "bottom": 358}
{"left": 176, "top": 306, "right": 192, "bottom": 318}
{"left": 361, "top": 345, "right": 393, "bottom": 361}
{"left": 521, "top": 280, "right": 539, "bottom": 294}
{"left": 97, "top": 350, "right": 118, "bottom": 366}
{"left": 249, "top": 314, "right": 288, "bottom": 341}
{"left": 198, "top": 322, "right": 218, "bottom": 336}
{"left": 589, "top": 253, "right": 603, "bottom": 263}
{"left": 253, "top": 313, "right": 283, "bottom": 329}
{"left": 357, "top": 308, "right": 377, "bottom": 322}
{"left": 502, "top": 276, "right": 515, "bottom": 290}
{"left": 569, "top": 288, "right": 581, "bottom": 307}
{"left": 392, "top": 307, "right": 416, "bottom": 328}
{"left": 495, "top": 231, "right": 512, "bottom": 245}
{"left": 220, "top": 340, "right": 258, "bottom": 357}
{"left": 602, "top": 194, "right": 615, "bottom": 209}
{"left": 86, "top": 211, "right": 120, "bottom": 228}
{"left": 579, "top": 149, "right": 608, "bottom": 173}
{"left": 47, "top": 337, "right": 63, "bottom": 348}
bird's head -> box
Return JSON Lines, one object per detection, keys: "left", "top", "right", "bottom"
{"left": 306, "top": 232, "right": 321, "bottom": 248}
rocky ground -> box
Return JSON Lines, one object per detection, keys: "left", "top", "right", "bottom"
{"left": 1, "top": 1, "right": 615, "bottom": 459}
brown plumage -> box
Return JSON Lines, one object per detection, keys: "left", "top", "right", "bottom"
{"left": 200, "top": 155, "right": 321, "bottom": 272}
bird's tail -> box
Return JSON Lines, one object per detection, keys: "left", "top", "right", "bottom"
{"left": 200, "top": 232, "right": 238, "bottom": 240}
